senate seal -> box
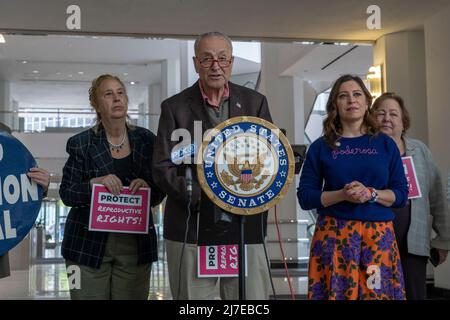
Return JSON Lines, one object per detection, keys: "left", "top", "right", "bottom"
{"left": 197, "top": 116, "right": 295, "bottom": 215}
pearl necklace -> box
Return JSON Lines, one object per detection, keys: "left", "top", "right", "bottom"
{"left": 107, "top": 128, "right": 126, "bottom": 153}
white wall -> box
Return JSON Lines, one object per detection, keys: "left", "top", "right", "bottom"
{"left": 424, "top": 4, "right": 450, "bottom": 290}
{"left": 373, "top": 31, "right": 428, "bottom": 144}
{"left": 12, "top": 132, "right": 73, "bottom": 179}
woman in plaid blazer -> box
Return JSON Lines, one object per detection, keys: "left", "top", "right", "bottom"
{"left": 59, "top": 74, "right": 164, "bottom": 300}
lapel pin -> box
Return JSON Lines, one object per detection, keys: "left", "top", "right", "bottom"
{"left": 236, "top": 102, "right": 241, "bottom": 109}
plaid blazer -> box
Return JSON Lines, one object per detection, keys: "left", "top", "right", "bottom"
{"left": 59, "top": 125, "right": 165, "bottom": 268}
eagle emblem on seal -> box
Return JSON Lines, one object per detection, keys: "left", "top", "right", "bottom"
{"left": 219, "top": 152, "right": 271, "bottom": 192}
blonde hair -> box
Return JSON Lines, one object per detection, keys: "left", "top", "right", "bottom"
{"left": 88, "top": 74, "right": 131, "bottom": 134}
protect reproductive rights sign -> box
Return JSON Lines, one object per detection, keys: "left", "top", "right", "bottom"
{"left": 89, "top": 184, "right": 150, "bottom": 234}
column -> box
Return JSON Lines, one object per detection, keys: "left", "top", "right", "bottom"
{"left": 0, "top": 81, "right": 11, "bottom": 128}
{"left": 373, "top": 31, "right": 428, "bottom": 144}
{"left": 148, "top": 83, "right": 162, "bottom": 134}
{"left": 424, "top": 4, "right": 450, "bottom": 291}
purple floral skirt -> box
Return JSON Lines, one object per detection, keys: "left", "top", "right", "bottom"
{"left": 308, "top": 215, "right": 405, "bottom": 300}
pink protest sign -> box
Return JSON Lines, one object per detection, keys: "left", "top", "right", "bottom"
{"left": 197, "top": 245, "right": 247, "bottom": 278}
{"left": 402, "top": 156, "right": 422, "bottom": 199}
{"left": 89, "top": 184, "right": 150, "bottom": 234}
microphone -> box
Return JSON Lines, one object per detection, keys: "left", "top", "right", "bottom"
{"left": 185, "top": 166, "right": 193, "bottom": 202}
{"left": 170, "top": 143, "right": 197, "bottom": 202}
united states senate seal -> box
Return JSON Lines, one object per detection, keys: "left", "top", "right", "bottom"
{"left": 197, "top": 116, "right": 294, "bottom": 215}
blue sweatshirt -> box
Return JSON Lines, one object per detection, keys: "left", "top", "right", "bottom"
{"left": 297, "top": 133, "right": 408, "bottom": 221}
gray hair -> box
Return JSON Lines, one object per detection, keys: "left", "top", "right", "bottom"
{"left": 194, "top": 31, "right": 233, "bottom": 55}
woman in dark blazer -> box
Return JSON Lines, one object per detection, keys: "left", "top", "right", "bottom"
{"left": 59, "top": 74, "right": 164, "bottom": 300}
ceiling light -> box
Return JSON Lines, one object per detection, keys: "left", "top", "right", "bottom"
{"left": 78, "top": 71, "right": 84, "bottom": 75}
{"left": 0, "top": 34, "right": 5, "bottom": 43}
{"left": 21, "top": 60, "right": 28, "bottom": 64}
{"left": 123, "top": 73, "right": 129, "bottom": 76}
{"left": 32, "top": 70, "right": 39, "bottom": 74}
{"left": 130, "top": 81, "right": 136, "bottom": 85}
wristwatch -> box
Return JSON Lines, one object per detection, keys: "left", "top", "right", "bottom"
{"left": 367, "top": 187, "right": 378, "bottom": 203}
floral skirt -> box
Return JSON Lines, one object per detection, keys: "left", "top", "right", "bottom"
{"left": 308, "top": 215, "right": 405, "bottom": 300}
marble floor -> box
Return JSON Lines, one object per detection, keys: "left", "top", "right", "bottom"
{"left": 0, "top": 246, "right": 307, "bottom": 300}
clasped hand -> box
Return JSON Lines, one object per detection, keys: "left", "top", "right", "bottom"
{"left": 343, "top": 181, "right": 371, "bottom": 204}
{"left": 90, "top": 174, "right": 148, "bottom": 195}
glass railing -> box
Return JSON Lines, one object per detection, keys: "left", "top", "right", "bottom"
{"left": 0, "top": 109, "right": 156, "bottom": 133}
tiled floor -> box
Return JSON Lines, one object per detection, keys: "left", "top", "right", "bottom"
{"left": 0, "top": 250, "right": 307, "bottom": 300}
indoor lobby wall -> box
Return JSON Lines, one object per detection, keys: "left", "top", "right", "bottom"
{"left": 424, "top": 4, "right": 450, "bottom": 291}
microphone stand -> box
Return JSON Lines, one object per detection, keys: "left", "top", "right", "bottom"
{"left": 238, "top": 215, "right": 246, "bottom": 300}
{"left": 186, "top": 166, "right": 193, "bottom": 201}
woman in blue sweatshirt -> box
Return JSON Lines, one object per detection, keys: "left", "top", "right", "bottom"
{"left": 297, "top": 75, "right": 408, "bottom": 300}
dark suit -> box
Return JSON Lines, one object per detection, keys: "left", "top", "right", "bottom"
{"left": 59, "top": 125, "right": 164, "bottom": 269}
{"left": 153, "top": 81, "right": 273, "bottom": 244}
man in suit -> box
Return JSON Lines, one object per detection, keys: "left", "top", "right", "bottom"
{"left": 152, "top": 32, "right": 273, "bottom": 300}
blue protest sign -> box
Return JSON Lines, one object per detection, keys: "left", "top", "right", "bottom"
{"left": 0, "top": 131, "right": 43, "bottom": 255}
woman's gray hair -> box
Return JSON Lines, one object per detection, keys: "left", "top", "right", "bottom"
{"left": 194, "top": 31, "right": 233, "bottom": 55}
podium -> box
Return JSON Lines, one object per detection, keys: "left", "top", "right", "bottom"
{"left": 196, "top": 116, "right": 295, "bottom": 300}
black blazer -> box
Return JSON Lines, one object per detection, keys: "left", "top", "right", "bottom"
{"left": 59, "top": 125, "right": 165, "bottom": 268}
{"left": 152, "top": 81, "right": 273, "bottom": 244}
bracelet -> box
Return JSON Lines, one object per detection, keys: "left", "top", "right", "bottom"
{"left": 367, "top": 187, "right": 378, "bottom": 203}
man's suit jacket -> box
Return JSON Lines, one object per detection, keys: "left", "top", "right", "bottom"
{"left": 59, "top": 125, "right": 165, "bottom": 268}
{"left": 152, "top": 81, "right": 273, "bottom": 244}
{"left": 0, "top": 123, "right": 11, "bottom": 278}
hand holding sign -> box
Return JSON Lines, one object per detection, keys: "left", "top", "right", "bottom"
{"left": 90, "top": 174, "right": 123, "bottom": 195}
{"left": 129, "top": 178, "right": 149, "bottom": 194}
{"left": 27, "top": 167, "right": 50, "bottom": 192}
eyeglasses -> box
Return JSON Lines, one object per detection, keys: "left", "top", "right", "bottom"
{"left": 196, "top": 56, "right": 233, "bottom": 68}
